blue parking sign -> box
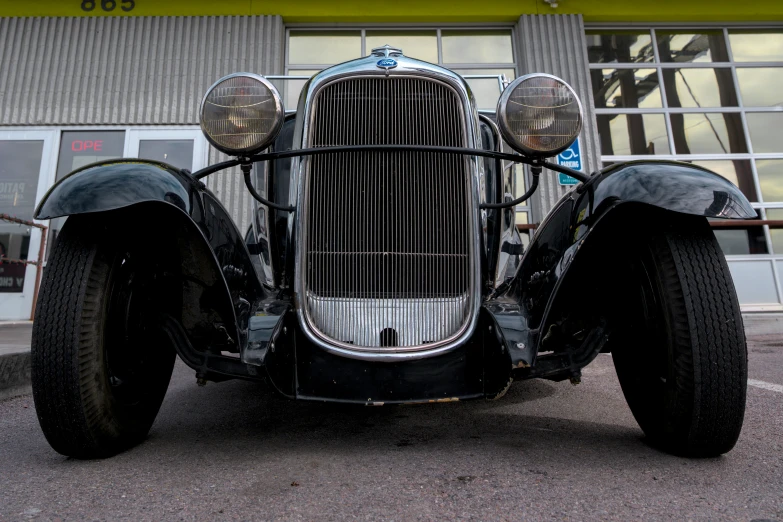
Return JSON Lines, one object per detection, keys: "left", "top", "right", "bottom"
{"left": 556, "top": 137, "right": 583, "bottom": 186}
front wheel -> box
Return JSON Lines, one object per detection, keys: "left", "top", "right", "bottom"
{"left": 612, "top": 216, "right": 747, "bottom": 457}
{"left": 31, "top": 217, "right": 175, "bottom": 459}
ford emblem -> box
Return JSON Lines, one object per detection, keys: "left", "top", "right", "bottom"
{"left": 376, "top": 58, "right": 398, "bottom": 70}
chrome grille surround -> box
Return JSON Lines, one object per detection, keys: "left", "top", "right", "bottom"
{"left": 294, "top": 65, "right": 482, "bottom": 360}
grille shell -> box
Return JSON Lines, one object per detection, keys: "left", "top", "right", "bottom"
{"left": 301, "top": 76, "right": 476, "bottom": 353}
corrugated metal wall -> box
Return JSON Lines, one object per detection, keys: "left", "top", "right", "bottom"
{"left": 515, "top": 14, "right": 601, "bottom": 222}
{"left": 0, "top": 15, "right": 284, "bottom": 230}
{"left": 0, "top": 15, "right": 284, "bottom": 125}
{"left": 206, "top": 147, "right": 256, "bottom": 234}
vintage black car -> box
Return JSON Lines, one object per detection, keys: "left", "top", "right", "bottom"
{"left": 31, "top": 46, "right": 753, "bottom": 459}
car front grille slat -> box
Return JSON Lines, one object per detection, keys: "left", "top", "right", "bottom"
{"left": 304, "top": 77, "right": 472, "bottom": 352}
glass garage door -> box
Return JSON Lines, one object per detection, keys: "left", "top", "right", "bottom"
{"left": 586, "top": 27, "right": 783, "bottom": 311}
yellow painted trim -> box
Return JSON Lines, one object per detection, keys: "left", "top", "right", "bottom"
{"left": 1, "top": 0, "right": 781, "bottom": 23}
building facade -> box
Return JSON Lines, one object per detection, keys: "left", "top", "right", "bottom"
{"left": 0, "top": 1, "right": 781, "bottom": 319}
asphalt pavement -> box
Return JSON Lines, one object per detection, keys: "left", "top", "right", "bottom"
{"left": 0, "top": 317, "right": 781, "bottom": 521}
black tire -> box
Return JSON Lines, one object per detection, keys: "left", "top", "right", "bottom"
{"left": 31, "top": 217, "right": 175, "bottom": 459}
{"left": 612, "top": 216, "right": 747, "bottom": 457}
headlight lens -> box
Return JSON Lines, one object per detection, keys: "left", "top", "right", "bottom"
{"left": 200, "top": 73, "right": 283, "bottom": 155}
{"left": 497, "top": 73, "right": 583, "bottom": 157}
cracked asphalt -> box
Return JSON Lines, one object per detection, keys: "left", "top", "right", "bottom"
{"left": 0, "top": 316, "right": 781, "bottom": 521}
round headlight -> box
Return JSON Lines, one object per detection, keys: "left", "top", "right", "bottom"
{"left": 497, "top": 73, "right": 583, "bottom": 157}
{"left": 200, "top": 73, "right": 284, "bottom": 155}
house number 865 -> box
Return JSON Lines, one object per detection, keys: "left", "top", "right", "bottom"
{"left": 81, "top": 0, "right": 136, "bottom": 12}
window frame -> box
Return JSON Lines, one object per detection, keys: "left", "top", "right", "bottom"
{"left": 283, "top": 25, "right": 531, "bottom": 224}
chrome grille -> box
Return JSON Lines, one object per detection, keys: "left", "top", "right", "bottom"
{"left": 303, "top": 77, "right": 472, "bottom": 352}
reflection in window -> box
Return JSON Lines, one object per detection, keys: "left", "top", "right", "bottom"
{"left": 591, "top": 68, "right": 661, "bottom": 108}
{"left": 656, "top": 32, "right": 728, "bottom": 63}
{"left": 728, "top": 31, "right": 783, "bottom": 62}
{"left": 746, "top": 113, "right": 783, "bottom": 154}
{"left": 690, "top": 160, "right": 757, "bottom": 202}
{"left": 757, "top": 160, "right": 783, "bottom": 203}
{"left": 365, "top": 31, "right": 438, "bottom": 63}
{"left": 585, "top": 32, "right": 654, "bottom": 63}
{"left": 288, "top": 30, "right": 361, "bottom": 65}
{"left": 0, "top": 141, "right": 43, "bottom": 222}
{"left": 767, "top": 209, "right": 783, "bottom": 255}
{"left": 454, "top": 68, "right": 514, "bottom": 110}
{"left": 441, "top": 30, "right": 513, "bottom": 64}
{"left": 0, "top": 140, "right": 43, "bottom": 293}
{"left": 713, "top": 226, "right": 768, "bottom": 255}
{"left": 597, "top": 114, "right": 669, "bottom": 155}
{"left": 736, "top": 68, "right": 783, "bottom": 107}
{"left": 672, "top": 113, "right": 746, "bottom": 154}
{"left": 663, "top": 68, "right": 737, "bottom": 108}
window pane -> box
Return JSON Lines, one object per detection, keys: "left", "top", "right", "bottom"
{"left": 441, "top": 30, "right": 513, "bottom": 64}
{"left": 585, "top": 31, "right": 654, "bottom": 64}
{"left": 0, "top": 140, "right": 43, "bottom": 293}
{"left": 272, "top": 70, "right": 320, "bottom": 111}
{"left": 729, "top": 31, "right": 783, "bottom": 62}
{"left": 597, "top": 114, "right": 670, "bottom": 155}
{"left": 0, "top": 141, "right": 43, "bottom": 222}
{"left": 56, "top": 131, "right": 125, "bottom": 179}
{"left": 671, "top": 113, "right": 747, "bottom": 154}
{"left": 656, "top": 32, "right": 729, "bottom": 63}
{"left": 746, "top": 113, "right": 783, "bottom": 153}
{"left": 513, "top": 163, "right": 526, "bottom": 195}
{"left": 757, "top": 160, "right": 783, "bottom": 203}
{"left": 289, "top": 30, "right": 361, "bottom": 65}
{"left": 690, "top": 160, "right": 757, "bottom": 202}
{"left": 662, "top": 68, "right": 737, "bottom": 107}
{"left": 365, "top": 30, "right": 438, "bottom": 64}
{"left": 713, "top": 227, "right": 768, "bottom": 255}
{"left": 138, "top": 140, "right": 194, "bottom": 171}
{"left": 767, "top": 208, "right": 783, "bottom": 254}
{"left": 591, "top": 68, "right": 661, "bottom": 108}
{"left": 454, "top": 68, "right": 515, "bottom": 110}
{"left": 736, "top": 68, "right": 783, "bottom": 107}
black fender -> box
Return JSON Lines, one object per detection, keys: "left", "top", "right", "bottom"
{"left": 487, "top": 160, "right": 755, "bottom": 379}
{"left": 35, "top": 159, "right": 195, "bottom": 218}
{"left": 35, "top": 159, "right": 271, "bottom": 381}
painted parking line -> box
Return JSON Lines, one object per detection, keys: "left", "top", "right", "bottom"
{"left": 748, "top": 379, "right": 783, "bottom": 394}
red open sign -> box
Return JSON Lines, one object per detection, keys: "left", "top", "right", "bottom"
{"left": 71, "top": 140, "right": 104, "bottom": 152}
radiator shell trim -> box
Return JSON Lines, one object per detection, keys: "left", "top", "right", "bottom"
{"left": 293, "top": 66, "right": 483, "bottom": 361}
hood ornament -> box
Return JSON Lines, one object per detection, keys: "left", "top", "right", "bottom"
{"left": 372, "top": 44, "right": 402, "bottom": 75}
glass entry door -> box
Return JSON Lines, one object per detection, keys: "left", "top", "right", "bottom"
{"left": 126, "top": 129, "right": 207, "bottom": 172}
{"left": 0, "top": 130, "right": 57, "bottom": 320}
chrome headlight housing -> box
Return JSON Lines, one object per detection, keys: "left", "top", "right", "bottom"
{"left": 497, "top": 73, "right": 583, "bottom": 157}
{"left": 200, "top": 72, "right": 284, "bottom": 156}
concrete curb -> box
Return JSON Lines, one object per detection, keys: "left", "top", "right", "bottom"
{"left": 0, "top": 323, "right": 33, "bottom": 401}
{"left": 0, "top": 348, "right": 31, "bottom": 401}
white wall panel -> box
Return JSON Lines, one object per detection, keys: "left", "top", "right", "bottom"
{"left": 728, "top": 260, "right": 780, "bottom": 308}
